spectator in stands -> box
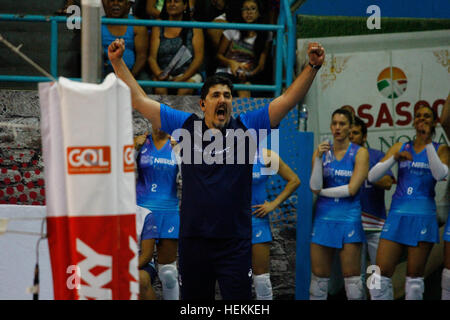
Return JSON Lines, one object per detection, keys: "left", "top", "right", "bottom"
{"left": 57, "top": 0, "right": 134, "bottom": 16}
{"left": 102, "top": 0, "right": 149, "bottom": 77}
{"left": 56, "top": 0, "right": 80, "bottom": 15}
{"left": 192, "top": 0, "right": 230, "bottom": 77}
{"left": 193, "top": 0, "right": 230, "bottom": 49}
{"left": 192, "top": 0, "right": 226, "bottom": 22}
{"left": 142, "top": 0, "right": 195, "bottom": 19}
{"left": 148, "top": 0, "right": 204, "bottom": 95}
{"left": 216, "top": 0, "right": 271, "bottom": 97}
{"left": 146, "top": 0, "right": 165, "bottom": 18}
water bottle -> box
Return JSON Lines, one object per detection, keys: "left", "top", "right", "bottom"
{"left": 299, "top": 104, "right": 308, "bottom": 132}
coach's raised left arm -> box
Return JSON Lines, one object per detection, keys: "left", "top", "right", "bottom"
{"left": 268, "top": 42, "right": 325, "bottom": 128}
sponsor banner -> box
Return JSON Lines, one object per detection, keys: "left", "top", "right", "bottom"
{"left": 123, "top": 145, "right": 135, "bottom": 173}
{"left": 39, "top": 74, "right": 137, "bottom": 299}
{"left": 47, "top": 215, "right": 138, "bottom": 300}
{"left": 67, "top": 146, "right": 111, "bottom": 174}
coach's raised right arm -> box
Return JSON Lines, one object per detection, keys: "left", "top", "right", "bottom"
{"left": 108, "top": 38, "right": 162, "bottom": 129}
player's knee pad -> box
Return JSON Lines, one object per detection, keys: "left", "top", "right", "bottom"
{"left": 369, "top": 274, "right": 393, "bottom": 300}
{"left": 158, "top": 261, "right": 179, "bottom": 300}
{"left": 442, "top": 268, "right": 450, "bottom": 300}
{"left": 309, "top": 274, "right": 329, "bottom": 300}
{"left": 253, "top": 273, "right": 273, "bottom": 300}
{"left": 405, "top": 276, "right": 424, "bottom": 300}
{"left": 158, "top": 261, "right": 178, "bottom": 289}
{"left": 344, "top": 276, "right": 364, "bottom": 300}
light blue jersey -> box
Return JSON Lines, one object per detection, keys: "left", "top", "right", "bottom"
{"left": 389, "top": 141, "right": 440, "bottom": 216}
{"left": 315, "top": 143, "right": 362, "bottom": 222}
{"left": 136, "top": 135, "right": 179, "bottom": 214}
{"left": 251, "top": 151, "right": 273, "bottom": 244}
{"left": 311, "top": 142, "right": 365, "bottom": 248}
{"left": 380, "top": 141, "right": 441, "bottom": 246}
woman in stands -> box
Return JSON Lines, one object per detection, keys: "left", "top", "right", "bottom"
{"left": 145, "top": 0, "right": 195, "bottom": 19}
{"left": 101, "top": 0, "right": 149, "bottom": 77}
{"left": 134, "top": 127, "right": 181, "bottom": 300}
{"left": 215, "top": 0, "right": 271, "bottom": 97}
{"left": 368, "top": 104, "right": 449, "bottom": 300}
{"left": 148, "top": 0, "right": 204, "bottom": 95}
{"left": 309, "top": 108, "right": 369, "bottom": 300}
{"left": 251, "top": 147, "right": 300, "bottom": 299}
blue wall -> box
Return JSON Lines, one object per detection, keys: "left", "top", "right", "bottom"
{"left": 296, "top": 0, "right": 450, "bottom": 19}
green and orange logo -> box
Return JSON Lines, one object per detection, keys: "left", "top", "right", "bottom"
{"left": 377, "top": 67, "right": 407, "bottom": 99}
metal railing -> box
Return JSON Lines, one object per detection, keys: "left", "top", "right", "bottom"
{"left": 0, "top": 0, "right": 296, "bottom": 96}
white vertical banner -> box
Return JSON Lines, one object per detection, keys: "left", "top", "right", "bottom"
{"left": 39, "top": 73, "right": 138, "bottom": 300}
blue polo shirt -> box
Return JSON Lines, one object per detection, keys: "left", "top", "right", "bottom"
{"left": 160, "top": 103, "right": 273, "bottom": 239}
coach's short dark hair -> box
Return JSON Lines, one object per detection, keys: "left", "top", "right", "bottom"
{"left": 200, "top": 75, "right": 234, "bottom": 100}
{"left": 353, "top": 116, "right": 367, "bottom": 137}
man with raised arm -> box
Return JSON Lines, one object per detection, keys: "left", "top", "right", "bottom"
{"left": 108, "top": 38, "right": 325, "bottom": 300}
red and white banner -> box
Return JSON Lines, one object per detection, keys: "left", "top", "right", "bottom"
{"left": 38, "top": 74, "right": 138, "bottom": 300}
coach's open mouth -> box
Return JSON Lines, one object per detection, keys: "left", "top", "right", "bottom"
{"left": 216, "top": 105, "right": 227, "bottom": 121}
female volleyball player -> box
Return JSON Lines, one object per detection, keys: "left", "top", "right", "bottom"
{"left": 368, "top": 104, "right": 449, "bottom": 300}
{"left": 309, "top": 108, "right": 369, "bottom": 300}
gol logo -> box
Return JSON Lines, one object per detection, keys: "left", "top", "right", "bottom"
{"left": 67, "top": 146, "right": 111, "bottom": 174}
{"left": 123, "top": 145, "right": 134, "bottom": 172}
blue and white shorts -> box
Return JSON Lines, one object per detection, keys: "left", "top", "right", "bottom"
{"left": 380, "top": 213, "right": 439, "bottom": 246}
{"left": 141, "top": 210, "right": 179, "bottom": 240}
{"left": 252, "top": 216, "right": 273, "bottom": 244}
{"left": 311, "top": 219, "right": 365, "bottom": 249}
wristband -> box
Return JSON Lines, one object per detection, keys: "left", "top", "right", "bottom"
{"left": 309, "top": 62, "right": 322, "bottom": 70}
